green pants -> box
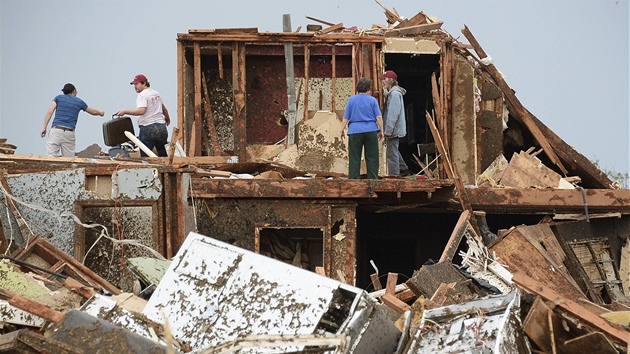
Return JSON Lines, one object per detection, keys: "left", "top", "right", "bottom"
{"left": 348, "top": 132, "right": 379, "bottom": 179}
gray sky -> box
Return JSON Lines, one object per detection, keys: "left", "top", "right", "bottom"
{"left": 1, "top": 0, "right": 628, "bottom": 175}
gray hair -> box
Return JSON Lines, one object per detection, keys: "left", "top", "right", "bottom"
{"left": 356, "top": 77, "right": 373, "bottom": 93}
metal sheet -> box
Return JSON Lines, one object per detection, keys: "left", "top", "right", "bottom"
{"left": 143, "top": 232, "right": 401, "bottom": 353}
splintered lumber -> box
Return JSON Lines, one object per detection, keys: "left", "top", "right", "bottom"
{"left": 500, "top": 150, "right": 563, "bottom": 188}
{"left": 430, "top": 282, "right": 456, "bottom": 306}
{"left": 461, "top": 25, "right": 567, "bottom": 175}
{"left": 370, "top": 273, "right": 382, "bottom": 290}
{"left": 381, "top": 293, "right": 411, "bottom": 314}
{"left": 0, "top": 289, "right": 64, "bottom": 323}
{"left": 425, "top": 111, "right": 454, "bottom": 180}
{"left": 167, "top": 127, "right": 180, "bottom": 165}
{"left": 489, "top": 225, "right": 585, "bottom": 303}
{"left": 385, "top": 273, "right": 398, "bottom": 295}
{"left": 384, "top": 22, "right": 443, "bottom": 37}
{"left": 439, "top": 210, "right": 472, "bottom": 263}
{"left": 514, "top": 272, "right": 629, "bottom": 346}
{"left": 305, "top": 15, "right": 335, "bottom": 27}
{"left": 321, "top": 23, "right": 344, "bottom": 34}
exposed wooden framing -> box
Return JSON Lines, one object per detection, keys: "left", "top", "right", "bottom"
{"left": 303, "top": 43, "right": 310, "bottom": 121}
{"left": 330, "top": 44, "right": 336, "bottom": 112}
{"left": 232, "top": 42, "right": 247, "bottom": 162}
{"left": 178, "top": 33, "right": 384, "bottom": 44}
{"left": 217, "top": 42, "right": 223, "bottom": 80}
{"left": 145, "top": 156, "right": 237, "bottom": 165}
{"left": 177, "top": 40, "right": 185, "bottom": 152}
{"left": 466, "top": 187, "right": 630, "bottom": 214}
{"left": 361, "top": 43, "right": 371, "bottom": 79}
{"left": 192, "top": 42, "right": 202, "bottom": 156}
{"left": 168, "top": 127, "right": 180, "bottom": 165}
{"left": 439, "top": 210, "right": 471, "bottom": 263}
{"left": 191, "top": 178, "right": 448, "bottom": 199}
{"left": 283, "top": 15, "right": 297, "bottom": 144}
{"left": 430, "top": 72, "right": 443, "bottom": 179}
{"left": 201, "top": 71, "right": 221, "bottom": 155}
{"left": 351, "top": 43, "right": 357, "bottom": 92}
{"left": 164, "top": 172, "right": 174, "bottom": 258}
{"left": 462, "top": 25, "right": 567, "bottom": 175}
{"left": 514, "top": 272, "right": 629, "bottom": 346}
{"left": 371, "top": 43, "right": 378, "bottom": 94}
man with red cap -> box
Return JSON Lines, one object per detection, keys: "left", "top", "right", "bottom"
{"left": 379, "top": 70, "right": 409, "bottom": 176}
{"left": 116, "top": 74, "right": 171, "bottom": 156}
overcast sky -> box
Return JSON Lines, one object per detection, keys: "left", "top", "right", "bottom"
{"left": 1, "top": 0, "right": 628, "bottom": 175}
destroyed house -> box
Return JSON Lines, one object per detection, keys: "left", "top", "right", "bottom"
{"left": 0, "top": 7, "right": 628, "bottom": 353}
{"left": 171, "top": 11, "right": 627, "bottom": 289}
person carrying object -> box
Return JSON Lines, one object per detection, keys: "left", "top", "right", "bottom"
{"left": 341, "top": 77, "right": 384, "bottom": 179}
{"left": 116, "top": 74, "right": 171, "bottom": 157}
{"left": 41, "top": 83, "right": 105, "bottom": 157}
{"left": 380, "top": 70, "right": 410, "bottom": 177}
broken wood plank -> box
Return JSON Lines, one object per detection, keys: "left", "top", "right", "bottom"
{"left": 465, "top": 187, "right": 630, "bottom": 214}
{"left": 439, "top": 210, "right": 471, "bottom": 263}
{"left": 370, "top": 273, "right": 382, "bottom": 291}
{"left": 500, "top": 150, "right": 563, "bottom": 188}
{"left": 0, "top": 289, "right": 64, "bottom": 323}
{"left": 315, "top": 266, "right": 325, "bottom": 276}
{"left": 385, "top": 273, "right": 398, "bottom": 295}
{"left": 192, "top": 41, "right": 203, "bottom": 156}
{"left": 425, "top": 111, "right": 454, "bottom": 180}
{"left": 429, "top": 282, "right": 456, "bottom": 306}
{"left": 167, "top": 127, "right": 180, "bottom": 165}
{"left": 395, "top": 11, "right": 430, "bottom": 28}
{"left": 462, "top": 25, "right": 567, "bottom": 175}
{"left": 514, "top": 272, "right": 629, "bottom": 345}
{"left": 305, "top": 16, "right": 335, "bottom": 27}
{"left": 0, "top": 171, "right": 33, "bottom": 244}
{"left": 384, "top": 22, "right": 443, "bottom": 37}
{"left": 321, "top": 23, "right": 344, "bottom": 35}
{"left": 381, "top": 293, "right": 411, "bottom": 314}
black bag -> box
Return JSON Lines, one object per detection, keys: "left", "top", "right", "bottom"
{"left": 103, "top": 115, "right": 134, "bottom": 146}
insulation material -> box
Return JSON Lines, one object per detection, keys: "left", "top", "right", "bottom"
{"left": 296, "top": 111, "right": 347, "bottom": 174}
{"left": 142, "top": 232, "right": 401, "bottom": 353}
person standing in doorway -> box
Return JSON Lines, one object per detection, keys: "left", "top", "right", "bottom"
{"left": 116, "top": 74, "right": 171, "bottom": 157}
{"left": 380, "top": 70, "right": 410, "bottom": 176}
{"left": 341, "top": 77, "right": 383, "bottom": 179}
{"left": 41, "top": 83, "right": 105, "bottom": 157}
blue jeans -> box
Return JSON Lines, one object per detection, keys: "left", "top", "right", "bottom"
{"left": 385, "top": 137, "right": 408, "bottom": 176}
{"left": 138, "top": 123, "right": 168, "bottom": 157}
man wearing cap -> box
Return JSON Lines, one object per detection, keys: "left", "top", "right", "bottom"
{"left": 41, "top": 83, "right": 105, "bottom": 157}
{"left": 379, "top": 70, "right": 410, "bottom": 176}
{"left": 116, "top": 74, "right": 171, "bottom": 157}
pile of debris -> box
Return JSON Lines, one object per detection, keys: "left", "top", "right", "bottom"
{"left": 0, "top": 218, "right": 627, "bottom": 352}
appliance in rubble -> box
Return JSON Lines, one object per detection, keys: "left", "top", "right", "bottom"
{"left": 103, "top": 115, "right": 135, "bottom": 157}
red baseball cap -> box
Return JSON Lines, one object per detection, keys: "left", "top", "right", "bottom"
{"left": 379, "top": 70, "right": 397, "bottom": 80}
{"left": 130, "top": 74, "right": 148, "bottom": 85}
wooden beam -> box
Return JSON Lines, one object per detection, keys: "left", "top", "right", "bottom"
{"left": 381, "top": 293, "right": 411, "bottom": 314}
{"left": 466, "top": 187, "right": 630, "bottom": 214}
{"left": 513, "top": 272, "right": 629, "bottom": 345}
{"left": 461, "top": 25, "right": 567, "bottom": 175}
{"left": 192, "top": 41, "right": 203, "bottom": 156}
{"left": 439, "top": 210, "right": 471, "bottom": 263}
{"left": 321, "top": 23, "right": 344, "bottom": 35}
{"left": 217, "top": 42, "right": 223, "bottom": 80}
{"left": 330, "top": 44, "right": 336, "bottom": 112}
{"left": 303, "top": 43, "right": 310, "bottom": 121}
{"left": 283, "top": 15, "right": 297, "bottom": 145}
{"left": 191, "top": 178, "right": 449, "bottom": 199}
{"left": 305, "top": 15, "right": 335, "bottom": 27}
{"left": 232, "top": 42, "right": 247, "bottom": 163}
{"left": 167, "top": 127, "right": 180, "bottom": 165}
{"left": 370, "top": 273, "right": 382, "bottom": 291}
{"left": 177, "top": 40, "right": 185, "bottom": 152}
{"left": 385, "top": 273, "right": 398, "bottom": 295}
{"left": 145, "top": 156, "right": 237, "bottom": 165}
{"left": 384, "top": 22, "right": 443, "bottom": 37}
{"left": 425, "top": 111, "right": 454, "bottom": 180}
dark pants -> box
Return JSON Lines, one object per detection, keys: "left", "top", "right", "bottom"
{"left": 138, "top": 123, "right": 168, "bottom": 157}
{"left": 348, "top": 132, "right": 379, "bottom": 179}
